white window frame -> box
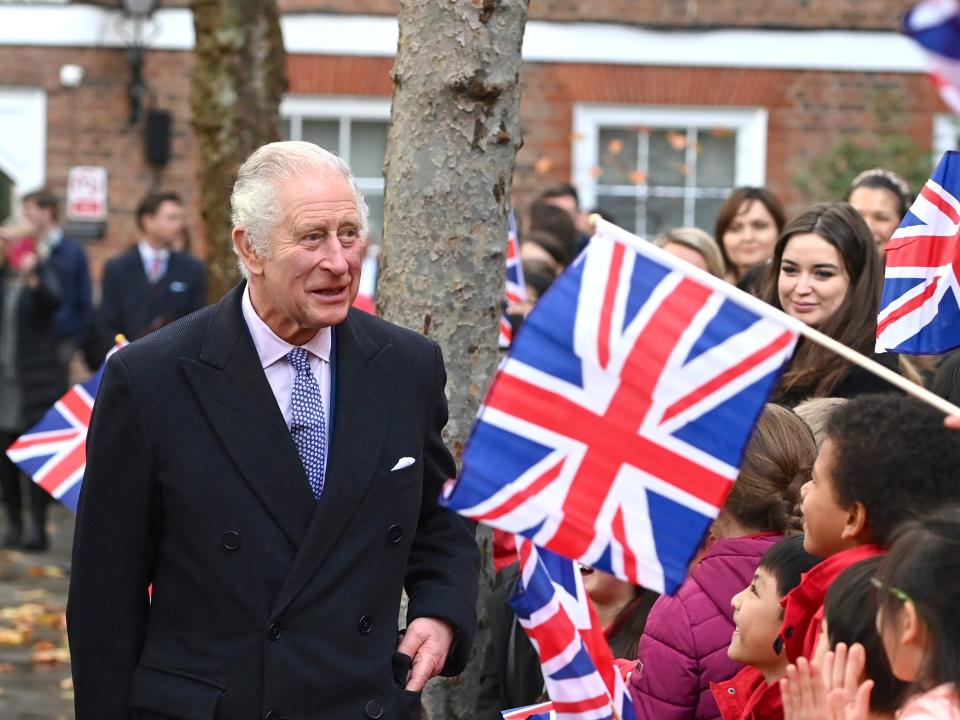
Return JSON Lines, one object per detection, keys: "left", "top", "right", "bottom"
{"left": 0, "top": 86, "right": 46, "bottom": 195}
{"left": 279, "top": 95, "right": 391, "bottom": 197}
{"left": 933, "top": 113, "right": 959, "bottom": 166}
{"left": 572, "top": 104, "right": 767, "bottom": 234}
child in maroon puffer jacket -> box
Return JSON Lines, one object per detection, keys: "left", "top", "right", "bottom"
{"left": 628, "top": 405, "right": 815, "bottom": 720}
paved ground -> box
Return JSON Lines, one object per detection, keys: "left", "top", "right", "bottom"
{"left": 0, "top": 503, "right": 75, "bottom": 719}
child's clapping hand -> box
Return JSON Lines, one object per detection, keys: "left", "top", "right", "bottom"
{"left": 781, "top": 643, "right": 873, "bottom": 720}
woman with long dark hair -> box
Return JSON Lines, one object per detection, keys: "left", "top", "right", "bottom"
{"left": 762, "top": 202, "right": 902, "bottom": 406}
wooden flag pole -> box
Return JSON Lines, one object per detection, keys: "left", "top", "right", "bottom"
{"left": 793, "top": 322, "right": 960, "bottom": 417}
{"left": 588, "top": 215, "right": 960, "bottom": 419}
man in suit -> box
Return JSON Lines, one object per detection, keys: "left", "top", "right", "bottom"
{"left": 99, "top": 191, "right": 206, "bottom": 347}
{"left": 20, "top": 189, "right": 92, "bottom": 370}
{"left": 68, "top": 141, "right": 480, "bottom": 719}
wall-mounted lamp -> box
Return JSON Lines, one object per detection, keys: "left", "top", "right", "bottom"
{"left": 122, "top": 0, "right": 160, "bottom": 126}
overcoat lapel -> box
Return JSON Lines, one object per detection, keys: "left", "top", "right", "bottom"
{"left": 270, "top": 311, "right": 393, "bottom": 618}
{"left": 180, "top": 285, "right": 315, "bottom": 549}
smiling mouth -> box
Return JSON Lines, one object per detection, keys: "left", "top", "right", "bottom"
{"left": 579, "top": 564, "right": 595, "bottom": 577}
{"left": 312, "top": 287, "right": 347, "bottom": 297}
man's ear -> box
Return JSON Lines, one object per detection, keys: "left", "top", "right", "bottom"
{"left": 840, "top": 500, "right": 868, "bottom": 543}
{"left": 233, "top": 227, "right": 263, "bottom": 277}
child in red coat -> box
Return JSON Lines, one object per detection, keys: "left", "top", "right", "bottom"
{"left": 711, "top": 535, "right": 821, "bottom": 720}
{"left": 780, "top": 394, "right": 960, "bottom": 665}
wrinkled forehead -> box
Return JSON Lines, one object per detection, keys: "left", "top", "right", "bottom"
{"left": 276, "top": 172, "right": 361, "bottom": 224}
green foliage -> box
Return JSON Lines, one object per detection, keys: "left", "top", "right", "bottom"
{"left": 796, "top": 90, "right": 937, "bottom": 204}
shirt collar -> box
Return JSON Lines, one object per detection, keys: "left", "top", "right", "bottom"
{"left": 43, "top": 227, "right": 64, "bottom": 250}
{"left": 138, "top": 240, "right": 170, "bottom": 264}
{"left": 241, "top": 283, "right": 331, "bottom": 369}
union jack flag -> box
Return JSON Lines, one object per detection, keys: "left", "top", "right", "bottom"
{"left": 904, "top": 0, "right": 960, "bottom": 114}
{"left": 510, "top": 537, "right": 634, "bottom": 720}
{"left": 5, "top": 341, "right": 127, "bottom": 511}
{"left": 500, "top": 211, "right": 527, "bottom": 349}
{"left": 501, "top": 701, "right": 556, "bottom": 720}
{"left": 877, "top": 151, "right": 960, "bottom": 354}
{"left": 443, "top": 219, "right": 799, "bottom": 593}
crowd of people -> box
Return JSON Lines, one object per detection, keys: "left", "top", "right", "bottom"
{"left": 0, "top": 189, "right": 206, "bottom": 550}
{"left": 486, "top": 170, "right": 960, "bottom": 719}
{"left": 2, "top": 153, "right": 959, "bottom": 719}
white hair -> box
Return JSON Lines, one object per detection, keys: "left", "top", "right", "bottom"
{"left": 231, "top": 140, "right": 371, "bottom": 278}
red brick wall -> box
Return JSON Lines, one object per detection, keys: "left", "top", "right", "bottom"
{"left": 0, "top": 43, "right": 946, "bottom": 280}
{"left": 277, "top": 0, "right": 914, "bottom": 31}
{"left": 513, "top": 62, "right": 945, "bottom": 214}
{"left": 0, "top": 45, "right": 198, "bottom": 281}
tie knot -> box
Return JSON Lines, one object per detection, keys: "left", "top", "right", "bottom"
{"left": 287, "top": 347, "right": 311, "bottom": 372}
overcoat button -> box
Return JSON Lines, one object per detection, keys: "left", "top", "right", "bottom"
{"left": 365, "top": 700, "right": 383, "bottom": 718}
{"left": 358, "top": 615, "right": 373, "bottom": 634}
{"left": 268, "top": 622, "right": 282, "bottom": 641}
{"left": 386, "top": 525, "right": 403, "bottom": 544}
{"left": 222, "top": 531, "right": 241, "bottom": 550}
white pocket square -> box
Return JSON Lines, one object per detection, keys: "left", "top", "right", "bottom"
{"left": 391, "top": 457, "right": 416, "bottom": 471}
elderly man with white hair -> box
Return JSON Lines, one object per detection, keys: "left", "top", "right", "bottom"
{"left": 67, "top": 141, "right": 481, "bottom": 720}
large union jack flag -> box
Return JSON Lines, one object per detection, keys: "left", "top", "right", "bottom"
{"left": 510, "top": 537, "right": 634, "bottom": 720}
{"left": 877, "top": 151, "right": 960, "bottom": 354}
{"left": 5, "top": 341, "right": 127, "bottom": 511}
{"left": 443, "top": 219, "right": 799, "bottom": 593}
{"left": 500, "top": 211, "right": 527, "bottom": 349}
{"left": 904, "top": 0, "right": 960, "bottom": 114}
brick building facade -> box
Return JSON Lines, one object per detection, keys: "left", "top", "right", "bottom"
{"left": 0, "top": 0, "right": 957, "bottom": 283}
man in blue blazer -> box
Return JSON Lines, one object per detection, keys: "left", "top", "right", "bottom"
{"left": 99, "top": 191, "right": 206, "bottom": 346}
{"left": 68, "top": 142, "right": 480, "bottom": 719}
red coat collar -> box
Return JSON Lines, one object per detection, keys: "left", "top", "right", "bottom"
{"left": 778, "top": 544, "right": 884, "bottom": 662}
{"left": 712, "top": 665, "right": 783, "bottom": 720}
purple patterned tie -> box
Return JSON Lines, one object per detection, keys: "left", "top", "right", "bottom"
{"left": 287, "top": 348, "right": 327, "bottom": 501}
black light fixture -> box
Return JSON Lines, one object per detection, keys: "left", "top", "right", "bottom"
{"left": 122, "top": 0, "right": 160, "bottom": 126}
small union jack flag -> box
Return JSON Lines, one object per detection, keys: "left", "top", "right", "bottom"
{"left": 904, "top": 0, "right": 960, "bottom": 114}
{"left": 877, "top": 151, "right": 960, "bottom": 354}
{"left": 510, "top": 537, "right": 634, "bottom": 720}
{"left": 501, "top": 701, "right": 556, "bottom": 720}
{"left": 500, "top": 211, "right": 527, "bottom": 349}
{"left": 443, "top": 219, "right": 799, "bottom": 593}
{"left": 5, "top": 341, "right": 127, "bottom": 511}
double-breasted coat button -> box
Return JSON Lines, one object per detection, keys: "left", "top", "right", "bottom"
{"left": 222, "top": 531, "right": 241, "bottom": 551}
{"left": 386, "top": 525, "right": 403, "bottom": 544}
{"left": 268, "top": 622, "right": 282, "bottom": 641}
{"left": 364, "top": 700, "right": 383, "bottom": 718}
{"left": 357, "top": 615, "right": 373, "bottom": 634}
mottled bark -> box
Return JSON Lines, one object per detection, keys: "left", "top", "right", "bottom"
{"left": 378, "top": 2, "right": 529, "bottom": 718}
{"left": 189, "top": 0, "right": 286, "bottom": 302}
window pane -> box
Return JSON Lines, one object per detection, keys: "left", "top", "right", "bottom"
{"left": 694, "top": 197, "right": 726, "bottom": 235}
{"left": 596, "top": 194, "right": 639, "bottom": 234}
{"left": 351, "top": 121, "right": 389, "bottom": 179}
{"left": 648, "top": 129, "right": 687, "bottom": 187}
{"left": 302, "top": 119, "right": 339, "bottom": 154}
{"left": 597, "top": 128, "right": 639, "bottom": 186}
{"left": 280, "top": 116, "right": 292, "bottom": 141}
{"left": 645, "top": 196, "right": 684, "bottom": 238}
{"left": 364, "top": 192, "right": 385, "bottom": 244}
{"left": 697, "top": 129, "right": 736, "bottom": 188}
